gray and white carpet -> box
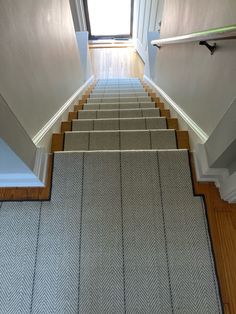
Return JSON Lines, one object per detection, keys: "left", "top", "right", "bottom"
{"left": 0, "top": 78, "right": 222, "bottom": 313}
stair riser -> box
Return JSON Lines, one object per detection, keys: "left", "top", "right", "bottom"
{"left": 90, "top": 92, "right": 148, "bottom": 98}
{"left": 87, "top": 97, "right": 151, "bottom": 104}
{"left": 64, "top": 130, "right": 177, "bottom": 151}
{"left": 78, "top": 108, "right": 161, "bottom": 119}
{"left": 96, "top": 79, "right": 140, "bottom": 81}
{"left": 72, "top": 118, "right": 167, "bottom": 131}
{"left": 83, "top": 103, "right": 155, "bottom": 110}
{"left": 94, "top": 84, "right": 143, "bottom": 88}
{"left": 93, "top": 87, "right": 145, "bottom": 91}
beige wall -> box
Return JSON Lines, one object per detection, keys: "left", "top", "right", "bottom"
{"left": 149, "top": 0, "right": 236, "bottom": 201}
{"left": 154, "top": 0, "right": 236, "bottom": 137}
{"left": 0, "top": 0, "right": 83, "bottom": 139}
{"left": 0, "top": 0, "right": 91, "bottom": 186}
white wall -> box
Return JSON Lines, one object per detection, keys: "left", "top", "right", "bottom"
{"left": 0, "top": 0, "right": 93, "bottom": 187}
{"left": 146, "top": 0, "right": 236, "bottom": 202}
{"left": 76, "top": 32, "right": 93, "bottom": 81}
{"left": 0, "top": 0, "right": 83, "bottom": 140}
{"left": 0, "top": 139, "right": 44, "bottom": 187}
{"left": 70, "top": 0, "right": 87, "bottom": 32}
{"left": 133, "top": 0, "right": 164, "bottom": 62}
{"left": 154, "top": 0, "right": 236, "bottom": 138}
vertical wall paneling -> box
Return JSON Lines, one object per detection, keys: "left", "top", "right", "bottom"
{"left": 137, "top": 0, "right": 144, "bottom": 42}
{"left": 132, "top": 0, "right": 140, "bottom": 39}
{"left": 143, "top": 0, "right": 153, "bottom": 50}
{"left": 133, "top": 0, "right": 164, "bottom": 63}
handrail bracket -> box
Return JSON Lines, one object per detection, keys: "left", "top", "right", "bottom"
{"left": 199, "top": 41, "right": 217, "bottom": 55}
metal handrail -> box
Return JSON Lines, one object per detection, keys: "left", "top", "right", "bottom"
{"left": 151, "top": 24, "right": 236, "bottom": 54}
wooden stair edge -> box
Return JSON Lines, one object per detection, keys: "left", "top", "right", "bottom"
{"left": 51, "top": 133, "right": 64, "bottom": 153}
{"left": 176, "top": 130, "right": 190, "bottom": 150}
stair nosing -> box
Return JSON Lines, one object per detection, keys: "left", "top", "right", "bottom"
{"left": 72, "top": 117, "right": 166, "bottom": 122}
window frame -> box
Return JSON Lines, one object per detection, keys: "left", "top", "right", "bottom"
{"left": 83, "top": 0, "right": 134, "bottom": 40}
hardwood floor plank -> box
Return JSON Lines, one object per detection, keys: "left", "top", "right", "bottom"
{"left": 90, "top": 47, "right": 144, "bottom": 78}
{"left": 190, "top": 154, "right": 236, "bottom": 313}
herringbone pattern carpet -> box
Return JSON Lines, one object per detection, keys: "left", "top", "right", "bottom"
{"left": 0, "top": 78, "right": 222, "bottom": 313}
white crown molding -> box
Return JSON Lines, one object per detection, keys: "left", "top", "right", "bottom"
{"left": 143, "top": 75, "right": 208, "bottom": 143}
{"left": 32, "top": 75, "right": 94, "bottom": 146}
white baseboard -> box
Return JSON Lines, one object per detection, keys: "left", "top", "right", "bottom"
{"left": 32, "top": 75, "right": 94, "bottom": 151}
{"left": 194, "top": 143, "right": 229, "bottom": 188}
{"left": 194, "top": 144, "right": 236, "bottom": 202}
{"left": 220, "top": 172, "right": 236, "bottom": 203}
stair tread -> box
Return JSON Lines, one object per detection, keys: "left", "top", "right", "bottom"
{"left": 0, "top": 77, "right": 221, "bottom": 313}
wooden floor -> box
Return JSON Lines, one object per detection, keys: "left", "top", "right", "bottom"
{"left": 191, "top": 169, "right": 236, "bottom": 314}
{"left": 89, "top": 47, "right": 144, "bottom": 79}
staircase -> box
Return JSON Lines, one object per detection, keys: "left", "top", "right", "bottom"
{"left": 0, "top": 78, "right": 222, "bottom": 313}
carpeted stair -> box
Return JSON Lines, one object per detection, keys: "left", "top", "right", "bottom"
{"left": 0, "top": 78, "right": 222, "bottom": 313}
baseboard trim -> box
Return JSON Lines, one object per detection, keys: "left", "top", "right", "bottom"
{"left": 32, "top": 75, "right": 94, "bottom": 148}
{"left": 143, "top": 75, "right": 208, "bottom": 144}
{"left": 194, "top": 143, "right": 236, "bottom": 203}
{"left": 194, "top": 143, "right": 228, "bottom": 187}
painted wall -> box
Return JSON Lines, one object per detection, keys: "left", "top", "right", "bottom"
{"left": 0, "top": 94, "right": 36, "bottom": 172}
{"left": 0, "top": 0, "right": 83, "bottom": 140}
{"left": 205, "top": 98, "right": 236, "bottom": 171}
{"left": 76, "top": 32, "right": 92, "bottom": 82}
{"left": 133, "top": 0, "right": 164, "bottom": 62}
{"left": 146, "top": 0, "right": 236, "bottom": 201}
{"left": 153, "top": 0, "right": 236, "bottom": 138}
{"left": 0, "top": 0, "right": 93, "bottom": 186}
